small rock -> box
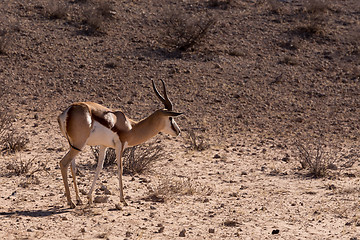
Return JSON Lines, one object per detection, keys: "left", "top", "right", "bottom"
{"left": 125, "top": 231, "right": 131, "bottom": 237}
{"left": 94, "top": 196, "right": 108, "bottom": 203}
{"left": 99, "top": 185, "right": 111, "bottom": 195}
{"left": 327, "top": 163, "right": 338, "bottom": 170}
{"left": 213, "top": 154, "right": 221, "bottom": 159}
{"left": 209, "top": 228, "right": 215, "bottom": 233}
{"left": 223, "top": 220, "right": 238, "bottom": 227}
{"left": 115, "top": 203, "right": 122, "bottom": 210}
{"left": 344, "top": 173, "right": 356, "bottom": 178}
{"left": 179, "top": 229, "right": 186, "bottom": 237}
{"left": 282, "top": 153, "right": 290, "bottom": 162}
{"left": 272, "top": 229, "right": 280, "bottom": 234}
{"left": 294, "top": 117, "right": 303, "bottom": 123}
{"left": 156, "top": 224, "right": 164, "bottom": 233}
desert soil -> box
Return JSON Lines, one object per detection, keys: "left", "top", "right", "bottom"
{"left": 0, "top": 0, "right": 359, "bottom": 239}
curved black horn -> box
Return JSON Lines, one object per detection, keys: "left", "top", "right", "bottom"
{"left": 152, "top": 80, "right": 173, "bottom": 110}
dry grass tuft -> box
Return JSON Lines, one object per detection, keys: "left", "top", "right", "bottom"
{"left": 207, "top": 0, "right": 232, "bottom": 10}
{"left": 294, "top": 139, "right": 337, "bottom": 178}
{"left": 304, "top": 0, "right": 328, "bottom": 14}
{"left": 6, "top": 157, "right": 48, "bottom": 177}
{"left": 292, "top": 0, "right": 329, "bottom": 38}
{"left": 0, "top": 111, "right": 12, "bottom": 138}
{"left": 81, "top": 0, "right": 115, "bottom": 35}
{"left": 0, "top": 29, "right": 9, "bottom": 55}
{"left": 91, "top": 147, "right": 117, "bottom": 168}
{"left": 44, "top": 0, "right": 68, "bottom": 20}
{"left": 91, "top": 143, "right": 163, "bottom": 175}
{"left": 1, "top": 133, "right": 29, "bottom": 154}
{"left": 123, "top": 144, "right": 163, "bottom": 175}
{"left": 144, "top": 178, "right": 213, "bottom": 202}
{"left": 160, "top": 8, "right": 216, "bottom": 52}
{"left": 18, "top": 175, "right": 41, "bottom": 188}
{"left": 187, "top": 130, "right": 210, "bottom": 151}
{"left": 266, "top": 0, "right": 283, "bottom": 14}
{"left": 0, "top": 111, "right": 28, "bottom": 154}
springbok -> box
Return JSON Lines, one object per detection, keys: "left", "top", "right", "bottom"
{"left": 58, "top": 80, "right": 182, "bottom": 208}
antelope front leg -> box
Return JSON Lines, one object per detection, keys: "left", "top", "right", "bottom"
{"left": 116, "top": 145, "right": 128, "bottom": 207}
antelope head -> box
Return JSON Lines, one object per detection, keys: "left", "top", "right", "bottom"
{"left": 152, "top": 80, "right": 183, "bottom": 136}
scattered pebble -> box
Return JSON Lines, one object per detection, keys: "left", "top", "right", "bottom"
{"left": 223, "top": 220, "right": 239, "bottom": 227}
{"left": 94, "top": 196, "right": 108, "bottom": 203}
{"left": 272, "top": 229, "right": 280, "bottom": 234}
{"left": 179, "top": 229, "right": 186, "bottom": 237}
{"left": 155, "top": 224, "right": 164, "bottom": 233}
{"left": 282, "top": 153, "right": 290, "bottom": 162}
{"left": 209, "top": 228, "right": 215, "bottom": 233}
{"left": 213, "top": 154, "right": 221, "bottom": 159}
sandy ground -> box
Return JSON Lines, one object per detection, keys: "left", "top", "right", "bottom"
{"left": 0, "top": 112, "right": 359, "bottom": 239}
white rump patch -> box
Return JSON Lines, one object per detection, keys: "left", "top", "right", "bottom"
{"left": 58, "top": 106, "right": 70, "bottom": 137}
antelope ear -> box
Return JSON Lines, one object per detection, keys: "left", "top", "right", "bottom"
{"left": 161, "top": 110, "right": 183, "bottom": 117}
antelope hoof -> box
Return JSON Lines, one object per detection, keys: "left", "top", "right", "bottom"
{"left": 121, "top": 199, "right": 128, "bottom": 207}
{"left": 69, "top": 201, "right": 76, "bottom": 209}
{"left": 87, "top": 195, "right": 93, "bottom": 205}
{"left": 76, "top": 199, "right": 83, "bottom": 205}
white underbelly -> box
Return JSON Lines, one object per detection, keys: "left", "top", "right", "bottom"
{"left": 87, "top": 121, "right": 118, "bottom": 148}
